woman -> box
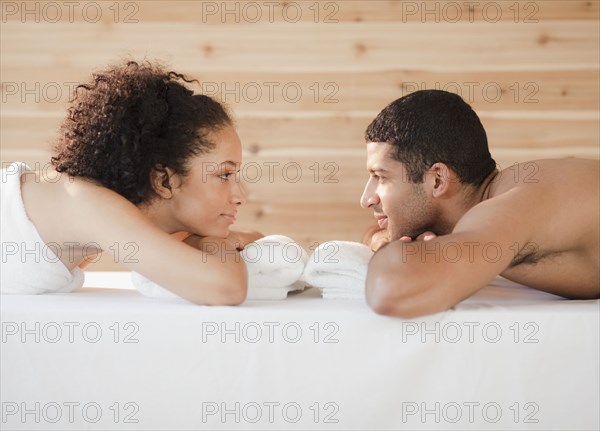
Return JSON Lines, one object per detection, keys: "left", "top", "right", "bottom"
{"left": 0, "top": 60, "right": 261, "bottom": 304}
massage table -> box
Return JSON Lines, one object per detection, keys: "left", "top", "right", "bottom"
{"left": 1, "top": 271, "right": 598, "bottom": 430}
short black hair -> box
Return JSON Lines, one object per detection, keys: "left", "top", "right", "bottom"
{"left": 51, "top": 60, "right": 232, "bottom": 204}
{"left": 365, "top": 89, "right": 496, "bottom": 186}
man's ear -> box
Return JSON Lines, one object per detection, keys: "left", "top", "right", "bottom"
{"left": 425, "top": 162, "right": 457, "bottom": 198}
{"left": 150, "top": 164, "right": 180, "bottom": 199}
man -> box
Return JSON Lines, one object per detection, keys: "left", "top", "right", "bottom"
{"left": 360, "top": 90, "right": 599, "bottom": 318}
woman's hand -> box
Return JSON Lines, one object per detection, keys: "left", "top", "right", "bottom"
{"left": 179, "top": 230, "right": 264, "bottom": 252}
{"left": 226, "top": 230, "right": 264, "bottom": 250}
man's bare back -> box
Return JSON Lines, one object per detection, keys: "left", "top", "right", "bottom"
{"left": 490, "top": 158, "right": 599, "bottom": 298}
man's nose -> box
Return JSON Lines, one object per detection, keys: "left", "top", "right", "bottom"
{"left": 360, "top": 180, "right": 379, "bottom": 209}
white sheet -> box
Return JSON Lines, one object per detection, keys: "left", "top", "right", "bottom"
{"left": 1, "top": 272, "right": 598, "bottom": 430}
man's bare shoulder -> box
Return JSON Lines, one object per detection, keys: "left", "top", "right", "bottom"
{"left": 491, "top": 158, "right": 599, "bottom": 196}
{"left": 454, "top": 158, "right": 597, "bottom": 259}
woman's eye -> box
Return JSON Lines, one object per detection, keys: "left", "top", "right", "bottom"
{"left": 219, "top": 170, "right": 241, "bottom": 181}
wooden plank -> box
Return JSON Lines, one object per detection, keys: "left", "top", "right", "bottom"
{"left": 2, "top": 69, "right": 599, "bottom": 112}
{"left": 237, "top": 114, "right": 600, "bottom": 151}
{"left": 1, "top": 1, "right": 597, "bottom": 23}
{"left": 3, "top": 112, "right": 598, "bottom": 153}
{"left": 238, "top": 149, "right": 600, "bottom": 203}
{"left": 3, "top": 147, "right": 598, "bottom": 205}
{"left": 235, "top": 202, "right": 373, "bottom": 247}
{"left": 1, "top": 21, "right": 598, "bottom": 72}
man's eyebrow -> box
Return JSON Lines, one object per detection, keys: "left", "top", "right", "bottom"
{"left": 368, "top": 167, "right": 390, "bottom": 174}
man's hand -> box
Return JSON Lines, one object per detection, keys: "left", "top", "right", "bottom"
{"left": 399, "top": 231, "right": 438, "bottom": 243}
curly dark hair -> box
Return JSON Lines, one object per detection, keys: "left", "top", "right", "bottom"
{"left": 51, "top": 60, "right": 232, "bottom": 204}
{"left": 365, "top": 90, "right": 496, "bottom": 186}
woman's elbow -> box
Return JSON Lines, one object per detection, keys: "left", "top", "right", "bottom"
{"left": 188, "top": 283, "right": 247, "bottom": 306}
{"left": 220, "top": 280, "right": 248, "bottom": 305}
{"left": 210, "top": 262, "right": 248, "bottom": 305}
{"left": 189, "top": 272, "right": 248, "bottom": 306}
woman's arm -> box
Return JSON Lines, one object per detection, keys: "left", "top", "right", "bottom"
{"left": 68, "top": 184, "right": 248, "bottom": 305}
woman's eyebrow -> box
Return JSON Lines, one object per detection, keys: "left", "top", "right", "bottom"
{"left": 218, "top": 161, "right": 239, "bottom": 168}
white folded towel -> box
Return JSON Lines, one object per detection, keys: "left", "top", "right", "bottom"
{"left": 241, "top": 235, "right": 308, "bottom": 296}
{"left": 303, "top": 241, "right": 374, "bottom": 300}
{"left": 131, "top": 235, "right": 308, "bottom": 301}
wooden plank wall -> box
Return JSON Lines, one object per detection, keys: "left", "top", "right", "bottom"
{"left": 1, "top": 0, "right": 599, "bottom": 270}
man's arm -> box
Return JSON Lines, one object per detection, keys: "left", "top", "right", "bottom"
{"left": 365, "top": 192, "right": 537, "bottom": 317}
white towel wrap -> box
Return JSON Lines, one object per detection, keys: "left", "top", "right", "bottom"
{"left": 0, "top": 162, "right": 84, "bottom": 295}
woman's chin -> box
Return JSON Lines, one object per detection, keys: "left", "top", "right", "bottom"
{"left": 211, "top": 227, "right": 230, "bottom": 239}
{"left": 188, "top": 227, "right": 229, "bottom": 239}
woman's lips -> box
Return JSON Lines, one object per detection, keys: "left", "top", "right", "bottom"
{"left": 221, "top": 214, "right": 237, "bottom": 224}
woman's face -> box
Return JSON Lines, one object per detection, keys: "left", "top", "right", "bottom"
{"left": 170, "top": 125, "right": 246, "bottom": 238}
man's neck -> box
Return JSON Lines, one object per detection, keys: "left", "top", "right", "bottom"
{"left": 477, "top": 169, "right": 500, "bottom": 203}
{"left": 436, "top": 169, "right": 500, "bottom": 235}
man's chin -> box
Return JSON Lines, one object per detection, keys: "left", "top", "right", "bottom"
{"left": 388, "top": 228, "right": 405, "bottom": 242}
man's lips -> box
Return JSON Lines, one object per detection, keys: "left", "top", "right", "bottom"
{"left": 374, "top": 213, "right": 388, "bottom": 229}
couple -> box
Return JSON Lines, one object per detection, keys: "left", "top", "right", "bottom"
{"left": 1, "top": 60, "right": 598, "bottom": 317}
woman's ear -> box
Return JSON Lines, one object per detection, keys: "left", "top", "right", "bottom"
{"left": 425, "top": 162, "right": 457, "bottom": 198}
{"left": 150, "top": 164, "right": 180, "bottom": 199}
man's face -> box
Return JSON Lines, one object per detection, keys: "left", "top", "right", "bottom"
{"left": 360, "top": 142, "right": 437, "bottom": 240}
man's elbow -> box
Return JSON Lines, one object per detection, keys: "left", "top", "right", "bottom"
{"left": 365, "top": 266, "right": 407, "bottom": 316}
{"left": 365, "top": 267, "right": 447, "bottom": 318}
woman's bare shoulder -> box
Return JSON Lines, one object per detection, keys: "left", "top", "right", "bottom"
{"left": 23, "top": 170, "right": 157, "bottom": 250}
